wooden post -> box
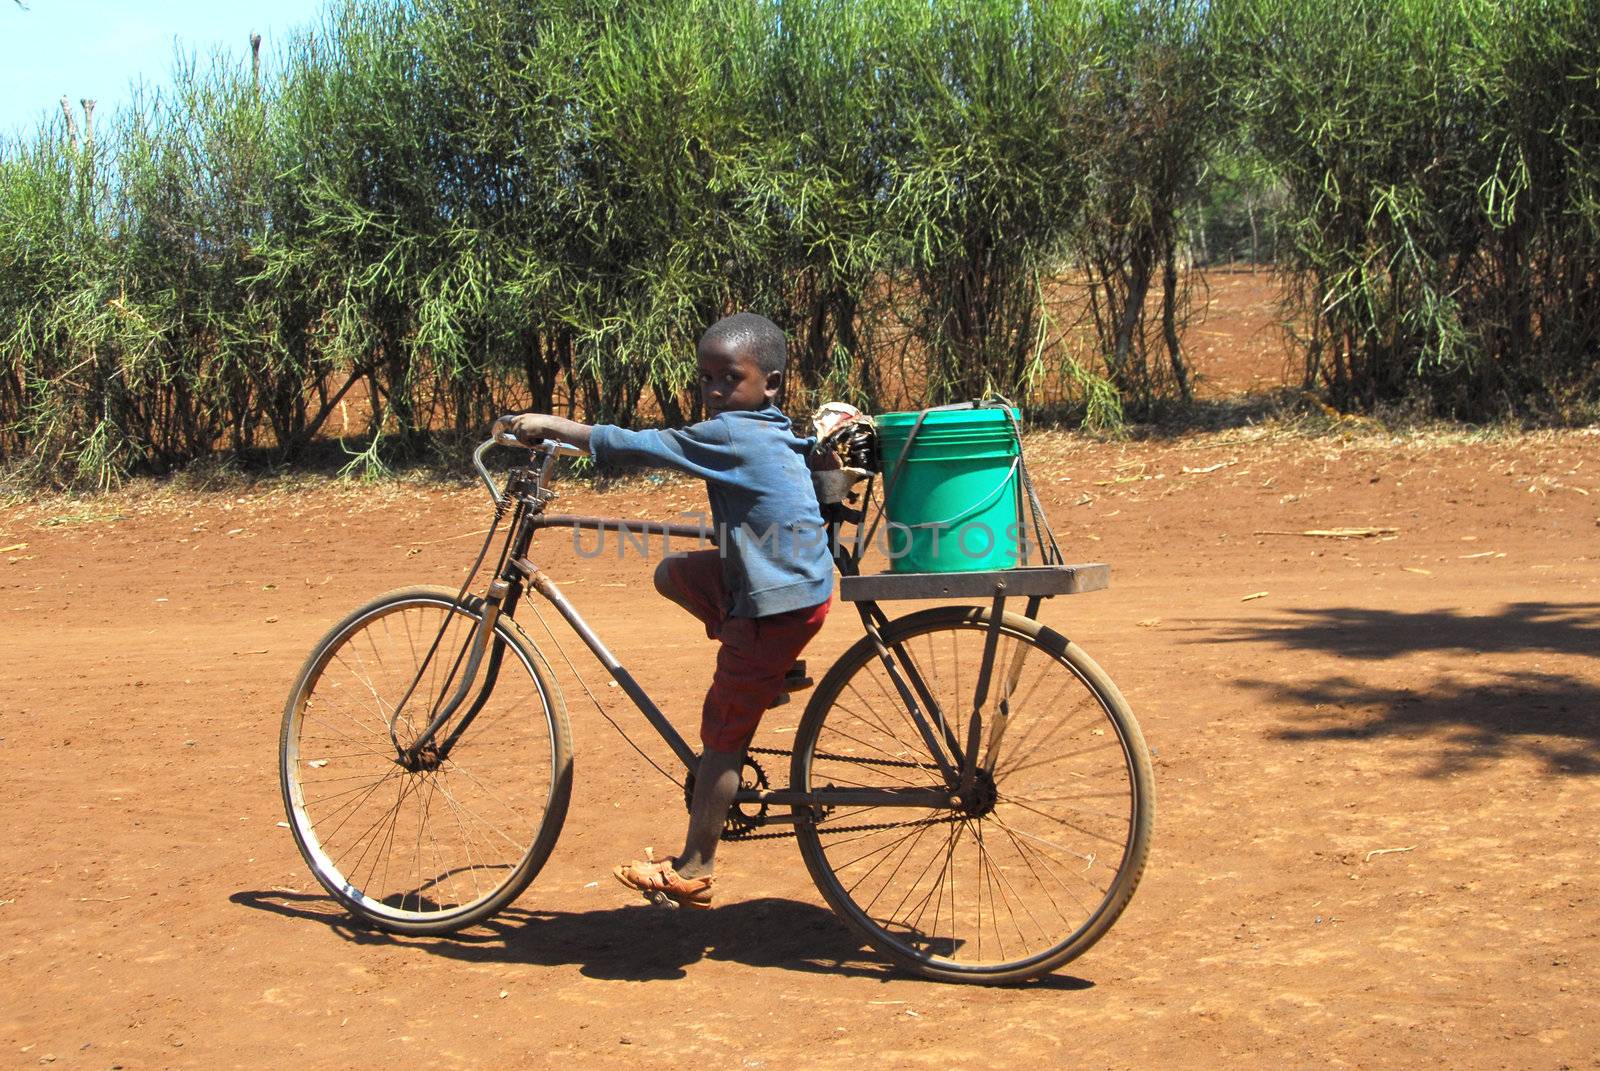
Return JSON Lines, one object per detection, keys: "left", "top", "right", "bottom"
{"left": 251, "top": 32, "right": 262, "bottom": 87}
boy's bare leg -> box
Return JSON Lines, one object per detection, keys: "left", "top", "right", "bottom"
{"left": 673, "top": 746, "right": 743, "bottom": 879}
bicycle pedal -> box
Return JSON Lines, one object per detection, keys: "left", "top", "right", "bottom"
{"left": 644, "top": 890, "right": 680, "bottom": 910}
{"left": 769, "top": 665, "right": 814, "bottom": 711}
{"left": 782, "top": 661, "right": 814, "bottom": 692}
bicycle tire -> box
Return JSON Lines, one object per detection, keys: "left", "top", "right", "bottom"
{"left": 791, "top": 605, "right": 1153, "bottom": 984}
{"left": 280, "top": 585, "right": 572, "bottom": 935}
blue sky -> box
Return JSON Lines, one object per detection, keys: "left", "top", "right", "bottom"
{"left": 1, "top": 0, "right": 329, "bottom": 138}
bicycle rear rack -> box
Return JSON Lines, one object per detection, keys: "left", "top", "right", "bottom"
{"left": 838, "top": 563, "right": 1108, "bottom": 602}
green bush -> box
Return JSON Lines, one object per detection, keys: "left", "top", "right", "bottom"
{"left": 5, "top": 0, "right": 1592, "bottom": 487}
{"left": 1218, "top": 0, "right": 1600, "bottom": 417}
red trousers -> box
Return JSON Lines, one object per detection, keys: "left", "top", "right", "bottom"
{"left": 659, "top": 550, "right": 830, "bottom": 753}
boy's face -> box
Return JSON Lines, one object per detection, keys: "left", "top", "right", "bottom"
{"left": 697, "top": 337, "right": 779, "bottom": 414}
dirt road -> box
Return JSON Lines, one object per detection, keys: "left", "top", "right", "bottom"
{"left": 4, "top": 418, "right": 1597, "bottom": 1069}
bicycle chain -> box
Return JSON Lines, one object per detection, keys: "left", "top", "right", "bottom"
{"left": 747, "top": 744, "right": 942, "bottom": 772}
{"left": 725, "top": 814, "right": 959, "bottom": 842}
{"left": 726, "top": 746, "right": 953, "bottom": 841}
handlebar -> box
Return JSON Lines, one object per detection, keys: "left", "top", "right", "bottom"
{"left": 473, "top": 436, "right": 585, "bottom": 505}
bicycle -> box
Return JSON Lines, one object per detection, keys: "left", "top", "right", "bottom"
{"left": 279, "top": 436, "right": 1153, "bottom": 985}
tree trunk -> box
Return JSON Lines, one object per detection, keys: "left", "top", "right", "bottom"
{"left": 1162, "top": 246, "right": 1190, "bottom": 402}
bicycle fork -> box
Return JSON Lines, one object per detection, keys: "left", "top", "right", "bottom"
{"left": 390, "top": 578, "right": 514, "bottom": 769}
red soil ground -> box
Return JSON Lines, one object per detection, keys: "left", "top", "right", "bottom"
{"left": 2, "top": 278, "right": 1597, "bottom": 1068}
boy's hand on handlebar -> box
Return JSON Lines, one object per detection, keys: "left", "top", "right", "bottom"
{"left": 493, "top": 413, "right": 550, "bottom": 447}
{"left": 492, "top": 412, "right": 593, "bottom": 452}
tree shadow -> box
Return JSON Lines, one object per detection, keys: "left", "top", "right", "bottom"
{"left": 230, "top": 890, "right": 1094, "bottom": 991}
{"left": 1203, "top": 603, "right": 1600, "bottom": 778}
{"left": 1244, "top": 670, "right": 1600, "bottom": 778}
{"left": 1209, "top": 602, "right": 1600, "bottom": 662}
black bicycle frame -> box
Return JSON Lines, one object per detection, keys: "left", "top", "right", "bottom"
{"left": 401, "top": 465, "right": 982, "bottom": 817}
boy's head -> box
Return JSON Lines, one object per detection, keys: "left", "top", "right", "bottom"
{"left": 697, "top": 312, "right": 786, "bottom": 414}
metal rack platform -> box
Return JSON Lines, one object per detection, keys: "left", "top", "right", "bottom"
{"left": 839, "top": 563, "right": 1109, "bottom": 603}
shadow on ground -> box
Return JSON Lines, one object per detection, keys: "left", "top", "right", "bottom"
{"left": 230, "top": 890, "right": 1094, "bottom": 991}
{"left": 1211, "top": 603, "right": 1600, "bottom": 662}
{"left": 1202, "top": 603, "right": 1600, "bottom": 777}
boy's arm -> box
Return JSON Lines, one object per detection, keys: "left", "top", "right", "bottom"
{"left": 588, "top": 421, "right": 744, "bottom": 484}
{"left": 495, "top": 411, "right": 744, "bottom": 483}
{"left": 492, "top": 412, "right": 592, "bottom": 452}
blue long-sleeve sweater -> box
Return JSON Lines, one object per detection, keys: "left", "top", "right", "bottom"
{"left": 588, "top": 406, "right": 835, "bottom": 617}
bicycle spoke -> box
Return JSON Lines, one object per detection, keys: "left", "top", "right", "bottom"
{"left": 988, "top": 816, "right": 1103, "bottom": 918}
{"left": 300, "top": 774, "right": 409, "bottom": 810}
{"left": 1000, "top": 737, "right": 1123, "bottom": 779}
{"left": 370, "top": 772, "right": 412, "bottom": 903}
{"left": 411, "top": 772, "right": 434, "bottom": 912}
{"left": 898, "top": 820, "right": 964, "bottom": 950}
{"left": 335, "top": 772, "right": 419, "bottom": 880}
{"left": 834, "top": 818, "right": 937, "bottom": 879}
{"left": 1001, "top": 798, "right": 1129, "bottom": 847}
{"left": 988, "top": 815, "right": 1111, "bottom": 891}
{"left": 335, "top": 647, "right": 396, "bottom": 729}
{"left": 302, "top": 696, "right": 398, "bottom": 758}
{"left": 297, "top": 769, "right": 403, "bottom": 786}
{"left": 1003, "top": 792, "right": 1129, "bottom": 825}
{"left": 809, "top": 723, "right": 928, "bottom": 789}
{"left": 433, "top": 767, "right": 487, "bottom": 904}
{"left": 991, "top": 815, "right": 1079, "bottom": 929}
{"left": 432, "top": 766, "right": 529, "bottom": 854}
{"left": 377, "top": 614, "right": 422, "bottom": 739}
{"left": 885, "top": 647, "right": 952, "bottom": 747}
{"left": 973, "top": 821, "right": 1033, "bottom": 957}
{"left": 306, "top": 764, "right": 403, "bottom": 843}
{"left": 847, "top": 677, "right": 938, "bottom": 769}
{"left": 860, "top": 826, "right": 939, "bottom": 916}
{"left": 973, "top": 822, "right": 999, "bottom": 961}
{"left": 1014, "top": 788, "right": 1132, "bottom": 802}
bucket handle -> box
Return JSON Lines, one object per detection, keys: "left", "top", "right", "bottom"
{"left": 890, "top": 456, "right": 1022, "bottom": 531}
{"left": 877, "top": 399, "right": 999, "bottom": 508}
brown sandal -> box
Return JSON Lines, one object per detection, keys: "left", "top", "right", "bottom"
{"left": 612, "top": 847, "right": 715, "bottom": 910}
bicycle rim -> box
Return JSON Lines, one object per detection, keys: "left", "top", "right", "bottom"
{"left": 793, "top": 606, "right": 1152, "bottom": 983}
{"left": 280, "top": 587, "right": 571, "bottom": 934}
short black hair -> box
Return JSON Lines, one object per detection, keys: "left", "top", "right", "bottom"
{"left": 700, "top": 312, "right": 787, "bottom": 375}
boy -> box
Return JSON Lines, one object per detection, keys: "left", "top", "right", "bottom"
{"left": 491, "top": 312, "right": 834, "bottom": 909}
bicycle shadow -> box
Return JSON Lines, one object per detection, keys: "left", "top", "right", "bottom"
{"left": 231, "top": 889, "right": 1095, "bottom": 990}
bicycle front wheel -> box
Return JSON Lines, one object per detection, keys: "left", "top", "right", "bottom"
{"left": 280, "top": 585, "right": 572, "bottom": 934}
{"left": 792, "top": 605, "right": 1153, "bottom": 984}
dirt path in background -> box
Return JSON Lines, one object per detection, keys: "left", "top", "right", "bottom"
{"left": 3, "top": 418, "right": 1597, "bottom": 1069}
{"left": 1182, "top": 269, "right": 1296, "bottom": 398}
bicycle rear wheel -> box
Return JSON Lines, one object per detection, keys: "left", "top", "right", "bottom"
{"left": 280, "top": 585, "right": 572, "bottom": 934}
{"left": 791, "top": 605, "right": 1152, "bottom": 984}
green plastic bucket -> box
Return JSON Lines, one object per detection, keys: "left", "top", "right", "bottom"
{"left": 876, "top": 407, "right": 1022, "bottom": 574}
